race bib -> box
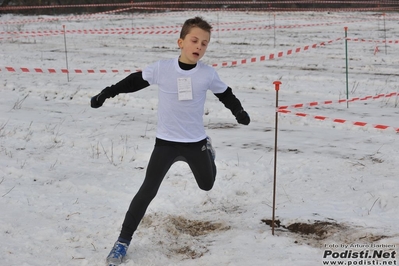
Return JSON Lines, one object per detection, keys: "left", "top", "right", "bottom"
{"left": 177, "top": 77, "right": 193, "bottom": 100}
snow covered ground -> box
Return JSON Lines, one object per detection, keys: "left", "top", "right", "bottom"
{"left": 1, "top": 10, "right": 398, "bottom": 266}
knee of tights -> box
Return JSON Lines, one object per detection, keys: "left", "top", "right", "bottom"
{"left": 199, "top": 182, "right": 214, "bottom": 191}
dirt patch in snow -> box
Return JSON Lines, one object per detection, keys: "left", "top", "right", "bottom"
{"left": 261, "top": 219, "right": 390, "bottom": 248}
{"left": 140, "top": 213, "right": 230, "bottom": 259}
{"left": 167, "top": 215, "right": 230, "bottom": 237}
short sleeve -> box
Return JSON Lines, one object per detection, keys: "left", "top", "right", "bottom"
{"left": 209, "top": 70, "right": 228, "bottom": 94}
{"left": 142, "top": 61, "right": 159, "bottom": 85}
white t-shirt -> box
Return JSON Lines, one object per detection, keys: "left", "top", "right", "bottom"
{"left": 142, "top": 57, "right": 227, "bottom": 142}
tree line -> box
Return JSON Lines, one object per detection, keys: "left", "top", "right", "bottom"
{"left": 1, "top": 0, "right": 397, "bottom": 15}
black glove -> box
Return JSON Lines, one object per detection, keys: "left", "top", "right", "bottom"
{"left": 235, "top": 110, "right": 250, "bottom": 125}
{"left": 91, "top": 88, "right": 110, "bottom": 108}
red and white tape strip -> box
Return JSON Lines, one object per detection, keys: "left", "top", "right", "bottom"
{"left": 1, "top": 38, "right": 341, "bottom": 74}
{"left": 0, "top": 19, "right": 352, "bottom": 40}
{"left": 347, "top": 38, "right": 399, "bottom": 44}
{"left": 0, "top": 7, "right": 136, "bottom": 26}
{"left": 0, "top": 66, "right": 133, "bottom": 74}
{"left": 278, "top": 109, "right": 399, "bottom": 133}
{"left": 0, "top": 9, "right": 199, "bottom": 26}
{"left": 278, "top": 92, "right": 399, "bottom": 110}
{"left": 1, "top": 10, "right": 390, "bottom": 27}
{"left": 1, "top": 21, "right": 257, "bottom": 37}
{"left": 212, "top": 38, "right": 341, "bottom": 67}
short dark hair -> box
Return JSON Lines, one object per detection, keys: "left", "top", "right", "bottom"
{"left": 180, "top": 16, "right": 212, "bottom": 39}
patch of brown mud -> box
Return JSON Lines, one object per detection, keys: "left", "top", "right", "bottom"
{"left": 262, "top": 219, "right": 390, "bottom": 248}
{"left": 168, "top": 215, "right": 230, "bottom": 237}
{"left": 140, "top": 213, "right": 230, "bottom": 259}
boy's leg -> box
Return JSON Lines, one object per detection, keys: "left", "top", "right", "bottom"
{"left": 118, "top": 144, "right": 178, "bottom": 242}
{"left": 184, "top": 139, "right": 216, "bottom": 191}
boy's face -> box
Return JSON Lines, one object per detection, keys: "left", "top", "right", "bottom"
{"left": 177, "top": 27, "right": 210, "bottom": 64}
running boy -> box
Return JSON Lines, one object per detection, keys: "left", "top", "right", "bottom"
{"left": 90, "top": 16, "right": 250, "bottom": 265}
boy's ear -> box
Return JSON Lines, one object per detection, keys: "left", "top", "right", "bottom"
{"left": 177, "top": 38, "right": 183, "bottom": 49}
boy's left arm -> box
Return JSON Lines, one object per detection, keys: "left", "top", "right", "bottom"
{"left": 214, "top": 87, "right": 250, "bottom": 125}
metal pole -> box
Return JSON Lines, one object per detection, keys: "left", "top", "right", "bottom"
{"left": 63, "top": 25, "right": 70, "bottom": 82}
{"left": 273, "top": 14, "right": 276, "bottom": 48}
{"left": 272, "top": 80, "right": 281, "bottom": 236}
{"left": 383, "top": 13, "right": 387, "bottom": 55}
{"left": 344, "top": 27, "right": 349, "bottom": 108}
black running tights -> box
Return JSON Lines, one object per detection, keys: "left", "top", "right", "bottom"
{"left": 118, "top": 138, "right": 216, "bottom": 241}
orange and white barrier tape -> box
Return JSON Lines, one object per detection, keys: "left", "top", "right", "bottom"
{"left": 2, "top": 10, "right": 392, "bottom": 27}
{"left": 1, "top": 21, "right": 255, "bottom": 36}
{"left": 3, "top": 36, "right": 397, "bottom": 74}
{"left": 278, "top": 109, "right": 399, "bottom": 133}
{"left": 0, "top": 37, "right": 341, "bottom": 74}
{"left": 0, "top": 19, "right": 355, "bottom": 40}
{"left": 0, "top": 7, "right": 136, "bottom": 26}
{"left": 278, "top": 92, "right": 399, "bottom": 110}
{"left": 347, "top": 38, "right": 399, "bottom": 44}
{"left": 0, "top": 66, "right": 133, "bottom": 74}
{"left": 0, "top": 10, "right": 201, "bottom": 26}
{"left": 212, "top": 38, "right": 341, "bottom": 67}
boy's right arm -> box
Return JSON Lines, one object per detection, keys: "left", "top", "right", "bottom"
{"left": 91, "top": 72, "right": 150, "bottom": 108}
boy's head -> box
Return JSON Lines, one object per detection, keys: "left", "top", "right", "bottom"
{"left": 177, "top": 17, "right": 212, "bottom": 65}
{"left": 179, "top": 16, "right": 212, "bottom": 40}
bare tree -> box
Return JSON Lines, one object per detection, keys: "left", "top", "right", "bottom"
{"left": 1, "top": 0, "right": 12, "bottom": 7}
